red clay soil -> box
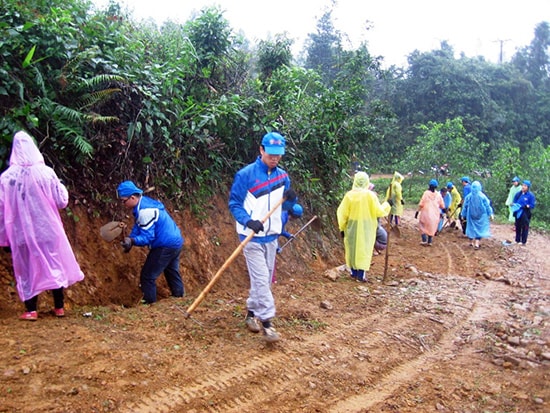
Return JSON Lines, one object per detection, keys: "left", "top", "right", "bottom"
{"left": 0, "top": 200, "right": 548, "bottom": 413}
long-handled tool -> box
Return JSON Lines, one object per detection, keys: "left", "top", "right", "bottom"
{"left": 278, "top": 215, "right": 318, "bottom": 252}
{"left": 436, "top": 204, "right": 460, "bottom": 235}
{"left": 383, "top": 214, "right": 400, "bottom": 282}
{"left": 184, "top": 197, "right": 286, "bottom": 318}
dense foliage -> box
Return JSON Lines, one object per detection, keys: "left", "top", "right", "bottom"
{"left": 0, "top": 0, "right": 548, "bottom": 226}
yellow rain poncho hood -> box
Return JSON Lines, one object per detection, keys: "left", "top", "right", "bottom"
{"left": 337, "top": 172, "right": 391, "bottom": 271}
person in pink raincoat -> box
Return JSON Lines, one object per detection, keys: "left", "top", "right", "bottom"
{"left": 415, "top": 179, "right": 445, "bottom": 247}
{"left": 0, "top": 131, "right": 84, "bottom": 320}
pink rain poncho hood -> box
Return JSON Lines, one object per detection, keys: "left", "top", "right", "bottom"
{"left": 0, "top": 131, "right": 84, "bottom": 301}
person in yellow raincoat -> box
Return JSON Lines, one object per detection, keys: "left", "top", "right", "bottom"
{"left": 337, "top": 172, "right": 391, "bottom": 282}
{"left": 384, "top": 171, "right": 404, "bottom": 226}
{"left": 415, "top": 179, "right": 445, "bottom": 246}
{"left": 446, "top": 182, "right": 462, "bottom": 229}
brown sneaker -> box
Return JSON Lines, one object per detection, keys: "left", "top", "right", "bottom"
{"left": 263, "top": 326, "right": 280, "bottom": 343}
{"left": 245, "top": 316, "right": 260, "bottom": 333}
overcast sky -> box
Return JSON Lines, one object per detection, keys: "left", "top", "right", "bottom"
{"left": 94, "top": 0, "right": 549, "bottom": 67}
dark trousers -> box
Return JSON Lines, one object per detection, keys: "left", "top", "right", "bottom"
{"left": 24, "top": 288, "right": 64, "bottom": 312}
{"left": 140, "top": 247, "right": 184, "bottom": 304}
{"left": 515, "top": 215, "right": 530, "bottom": 244}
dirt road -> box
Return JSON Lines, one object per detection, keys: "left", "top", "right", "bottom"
{"left": 0, "top": 209, "right": 548, "bottom": 412}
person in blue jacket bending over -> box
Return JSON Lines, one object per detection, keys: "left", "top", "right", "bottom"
{"left": 118, "top": 181, "right": 185, "bottom": 304}
{"left": 228, "top": 131, "right": 297, "bottom": 343}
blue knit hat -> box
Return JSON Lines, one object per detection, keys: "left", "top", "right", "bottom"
{"left": 117, "top": 181, "right": 143, "bottom": 198}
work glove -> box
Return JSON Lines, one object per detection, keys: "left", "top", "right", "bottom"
{"left": 340, "top": 231, "right": 345, "bottom": 239}
{"left": 246, "top": 219, "right": 264, "bottom": 234}
{"left": 283, "top": 188, "right": 297, "bottom": 201}
{"left": 388, "top": 199, "right": 394, "bottom": 207}
{"left": 414, "top": 211, "right": 419, "bottom": 219}
{"left": 401, "top": 199, "right": 405, "bottom": 205}
{"left": 121, "top": 237, "right": 133, "bottom": 253}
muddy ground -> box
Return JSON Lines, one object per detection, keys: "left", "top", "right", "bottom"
{"left": 0, "top": 200, "right": 548, "bottom": 413}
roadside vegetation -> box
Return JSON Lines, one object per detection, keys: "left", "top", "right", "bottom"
{"left": 0, "top": 0, "right": 548, "bottom": 228}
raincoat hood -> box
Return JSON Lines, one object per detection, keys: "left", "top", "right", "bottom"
{"left": 392, "top": 171, "right": 404, "bottom": 183}
{"left": 9, "top": 131, "right": 45, "bottom": 167}
{"left": 352, "top": 172, "right": 370, "bottom": 190}
{"left": 471, "top": 181, "right": 482, "bottom": 194}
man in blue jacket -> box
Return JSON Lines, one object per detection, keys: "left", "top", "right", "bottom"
{"left": 228, "top": 131, "right": 296, "bottom": 343}
{"left": 512, "top": 180, "right": 536, "bottom": 245}
{"left": 117, "top": 181, "right": 185, "bottom": 304}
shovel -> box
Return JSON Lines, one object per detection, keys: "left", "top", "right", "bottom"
{"left": 100, "top": 221, "right": 127, "bottom": 242}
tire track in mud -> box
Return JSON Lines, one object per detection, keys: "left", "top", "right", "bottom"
{"left": 120, "top": 281, "right": 478, "bottom": 413}
{"left": 327, "top": 280, "right": 495, "bottom": 412}
{"left": 120, "top": 314, "right": 418, "bottom": 413}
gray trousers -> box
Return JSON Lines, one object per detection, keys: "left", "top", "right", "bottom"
{"left": 243, "top": 239, "right": 277, "bottom": 322}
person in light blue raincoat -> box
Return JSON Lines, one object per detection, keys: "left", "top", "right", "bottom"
{"left": 460, "top": 181, "right": 494, "bottom": 249}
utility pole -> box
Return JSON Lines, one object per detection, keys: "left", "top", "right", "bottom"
{"left": 493, "top": 39, "right": 511, "bottom": 64}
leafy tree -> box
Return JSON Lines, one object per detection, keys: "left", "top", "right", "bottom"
{"left": 512, "top": 22, "right": 550, "bottom": 88}
{"left": 397, "top": 117, "right": 488, "bottom": 178}
{"left": 256, "top": 34, "right": 293, "bottom": 81}
{"left": 304, "top": 10, "right": 343, "bottom": 86}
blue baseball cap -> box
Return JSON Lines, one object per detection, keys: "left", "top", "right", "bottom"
{"left": 429, "top": 179, "right": 438, "bottom": 187}
{"left": 523, "top": 180, "right": 531, "bottom": 188}
{"left": 512, "top": 176, "right": 520, "bottom": 182}
{"left": 446, "top": 182, "right": 453, "bottom": 189}
{"left": 117, "top": 181, "right": 143, "bottom": 198}
{"left": 461, "top": 176, "right": 471, "bottom": 183}
{"left": 261, "top": 132, "right": 285, "bottom": 155}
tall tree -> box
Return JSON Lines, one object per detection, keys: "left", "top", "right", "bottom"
{"left": 512, "top": 22, "right": 550, "bottom": 88}
{"left": 304, "top": 11, "right": 342, "bottom": 85}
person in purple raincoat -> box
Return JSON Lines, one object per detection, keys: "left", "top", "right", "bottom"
{"left": 0, "top": 131, "right": 84, "bottom": 320}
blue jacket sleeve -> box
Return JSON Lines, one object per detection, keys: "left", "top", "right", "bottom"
{"left": 228, "top": 171, "right": 252, "bottom": 226}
